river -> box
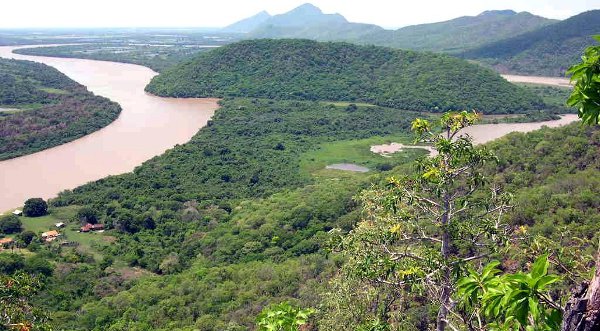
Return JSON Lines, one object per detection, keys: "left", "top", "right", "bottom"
{"left": 0, "top": 46, "right": 219, "bottom": 212}
{"left": 0, "top": 47, "right": 578, "bottom": 211}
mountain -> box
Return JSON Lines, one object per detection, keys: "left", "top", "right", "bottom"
{"left": 146, "top": 39, "right": 544, "bottom": 114}
{"left": 465, "top": 10, "right": 600, "bottom": 76}
{"left": 225, "top": 5, "right": 555, "bottom": 54}
{"left": 222, "top": 10, "right": 272, "bottom": 33}
{"left": 365, "top": 10, "right": 556, "bottom": 53}
{"left": 261, "top": 3, "right": 347, "bottom": 27}
{"left": 244, "top": 3, "right": 384, "bottom": 41}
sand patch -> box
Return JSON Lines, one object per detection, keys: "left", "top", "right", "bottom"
{"left": 370, "top": 143, "right": 437, "bottom": 157}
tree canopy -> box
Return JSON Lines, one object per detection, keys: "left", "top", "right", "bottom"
{"left": 146, "top": 39, "right": 545, "bottom": 114}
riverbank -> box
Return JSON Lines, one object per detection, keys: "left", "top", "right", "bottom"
{"left": 0, "top": 45, "right": 219, "bottom": 211}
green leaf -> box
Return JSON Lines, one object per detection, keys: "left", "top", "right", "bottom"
{"left": 534, "top": 275, "right": 560, "bottom": 290}
{"left": 531, "top": 254, "right": 549, "bottom": 279}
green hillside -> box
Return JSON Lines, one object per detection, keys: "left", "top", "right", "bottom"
{"left": 146, "top": 39, "right": 544, "bottom": 114}
{"left": 367, "top": 10, "right": 555, "bottom": 54}
{"left": 0, "top": 58, "right": 121, "bottom": 160}
{"left": 465, "top": 10, "right": 600, "bottom": 76}
{"left": 16, "top": 111, "right": 598, "bottom": 329}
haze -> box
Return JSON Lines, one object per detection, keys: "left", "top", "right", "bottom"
{"left": 1, "top": 0, "right": 597, "bottom": 29}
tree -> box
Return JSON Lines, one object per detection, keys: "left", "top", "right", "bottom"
{"left": 0, "top": 215, "right": 22, "bottom": 234}
{"left": 562, "top": 36, "right": 600, "bottom": 329}
{"left": 567, "top": 35, "right": 600, "bottom": 125}
{"left": 325, "top": 112, "right": 512, "bottom": 330}
{"left": 76, "top": 207, "right": 98, "bottom": 224}
{"left": 561, "top": 246, "right": 600, "bottom": 331}
{"left": 0, "top": 272, "right": 50, "bottom": 331}
{"left": 23, "top": 198, "right": 48, "bottom": 217}
{"left": 17, "top": 231, "right": 35, "bottom": 247}
{"left": 256, "top": 302, "right": 314, "bottom": 331}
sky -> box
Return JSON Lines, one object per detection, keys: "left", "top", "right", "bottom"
{"left": 0, "top": 0, "right": 598, "bottom": 29}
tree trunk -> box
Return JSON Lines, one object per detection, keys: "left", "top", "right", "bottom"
{"left": 561, "top": 247, "right": 600, "bottom": 331}
{"left": 437, "top": 193, "right": 451, "bottom": 331}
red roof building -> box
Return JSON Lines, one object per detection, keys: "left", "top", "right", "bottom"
{"left": 81, "top": 223, "right": 105, "bottom": 232}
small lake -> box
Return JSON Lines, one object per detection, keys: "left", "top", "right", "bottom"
{"left": 326, "top": 163, "right": 370, "bottom": 173}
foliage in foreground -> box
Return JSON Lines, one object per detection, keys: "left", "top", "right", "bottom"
{"left": 0, "top": 272, "right": 50, "bottom": 331}
{"left": 321, "top": 112, "right": 512, "bottom": 330}
{"left": 457, "top": 255, "right": 562, "bottom": 330}
{"left": 567, "top": 35, "right": 600, "bottom": 125}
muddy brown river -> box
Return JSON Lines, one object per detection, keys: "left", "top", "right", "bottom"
{"left": 0, "top": 47, "right": 578, "bottom": 211}
{"left": 0, "top": 46, "right": 219, "bottom": 212}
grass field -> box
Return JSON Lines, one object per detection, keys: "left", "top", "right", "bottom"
{"left": 17, "top": 206, "right": 113, "bottom": 260}
{"left": 300, "top": 134, "right": 429, "bottom": 176}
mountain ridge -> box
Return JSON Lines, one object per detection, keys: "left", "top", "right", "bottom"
{"left": 223, "top": 4, "right": 557, "bottom": 54}
{"left": 222, "top": 10, "right": 272, "bottom": 33}
{"left": 464, "top": 9, "right": 600, "bottom": 76}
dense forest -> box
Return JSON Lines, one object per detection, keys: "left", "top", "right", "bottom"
{"left": 465, "top": 10, "right": 600, "bottom": 76}
{"left": 0, "top": 58, "right": 121, "bottom": 160}
{"left": 146, "top": 39, "right": 545, "bottom": 114}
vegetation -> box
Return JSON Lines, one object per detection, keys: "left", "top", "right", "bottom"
{"left": 230, "top": 5, "right": 554, "bottom": 55}
{"left": 466, "top": 10, "right": 600, "bottom": 76}
{"left": 146, "top": 39, "right": 545, "bottom": 114}
{"left": 0, "top": 58, "right": 121, "bottom": 160}
{"left": 1, "top": 29, "right": 598, "bottom": 331}
{"left": 50, "top": 98, "right": 420, "bottom": 272}
{"left": 567, "top": 35, "right": 600, "bottom": 125}
{"left": 0, "top": 272, "right": 50, "bottom": 331}
{"left": 256, "top": 302, "right": 314, "bottom": 331}
{"left": 0, "top": 215, "right": 22, "bottom": 234}
{"left": 457, "top": 255, "right": 562, "bottom": 330}
{"left": 23, "top": 198, "right": 48, "bottom": 217}
{"left": 366, "top": 10, "right": 555, "bottom": 54}
{"left": 15, "top": 44, "right": 215, "bottom": 73}
{"left": 321, "top": 113, "right": 512, "bottom": 330}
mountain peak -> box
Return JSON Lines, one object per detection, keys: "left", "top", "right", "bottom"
{"left": 260, "top": 3, "right": 347, "bottom": 28}
{"left": 290, "top": 3, "right": 323, "bottom": 15}
{"left": 478, "top": 10, "right": 517, "bottom": 17}
{"left": 222, "top": 10, "right": 272, "bottom": 33}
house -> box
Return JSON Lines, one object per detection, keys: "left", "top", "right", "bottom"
{"left": 80, "top": 224, "right": 92, "bottom": 232}
{"left": 91, "top": 224, "right": 104, "bottom": 231}
{"left": 81, "top": 223, "right": 105, "bottom": 232}
{"left": 12, "top": 209, "right": 22, "bottom": 216}
{"left": 55, "top": 222, "right": 65, "bottom": 228}
{"left": 41, "top": 230, "right": 60, "bottom": 242}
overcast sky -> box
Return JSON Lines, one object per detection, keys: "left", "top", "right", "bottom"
{"left": 1, "top": 0, "right": 598, "bottom": 29}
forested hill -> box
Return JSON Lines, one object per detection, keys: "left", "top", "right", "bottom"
{"left": 465, "top": 10, "right": 600, "bottom": 76}
{"left": 146, "top": 39, "right": 544, "bottom": 114}
{"left": 0, "top": 58, "right": 121, "bottom": 160}
{"left": 366, "top": 10, "right": 556, "bottom": 54}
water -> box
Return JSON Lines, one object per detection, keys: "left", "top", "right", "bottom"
{"left": 0, "top": 45, "right": 219, "bottom": 211}
{"left": 326, "top": 163, "right": 370, "bottom": 173}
